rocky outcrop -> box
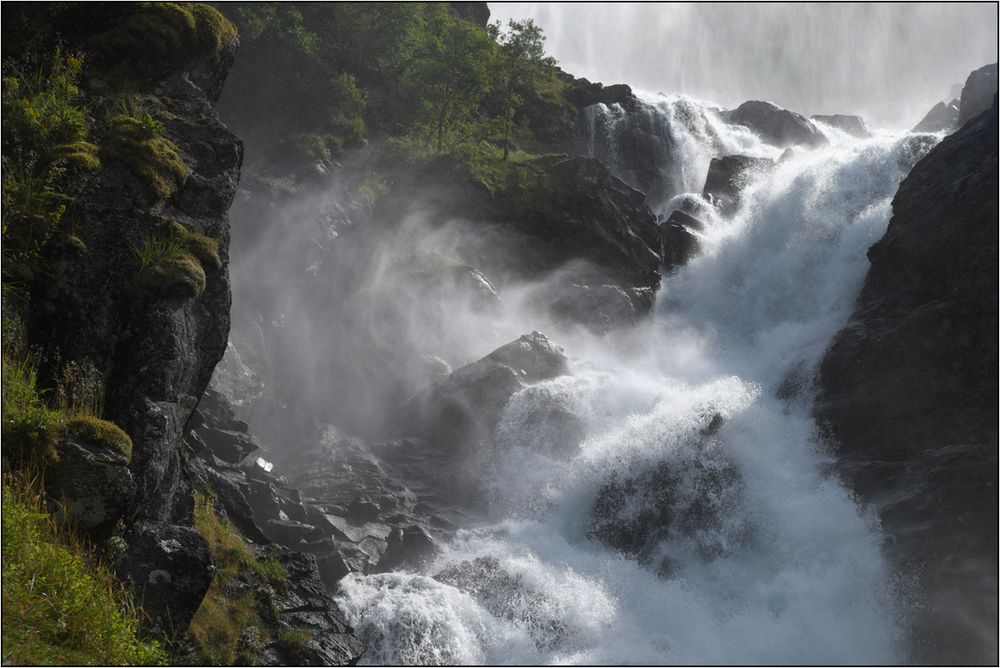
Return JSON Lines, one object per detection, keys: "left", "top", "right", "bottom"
{"left": 405, "top": 332, "right": 570, "bottom": 453}
{"left": 816, "top": 98, "right": 998, "bottom": 665}
{"left": 548, "top": 283, "right": 655, "bottom": 334}
{"left": 724, "top": 100, "right": 827, "bottom": 148}
{"left": 958, "top": 62, "right": 998, "bottom": 126}
{"left": 911, "top": 99, "right": 960, "bottom": 133}
{"left": 702, "top": 155, "right": 774, "bottom": 211}
{"left": 810, "top": 114, "right": 871, "bottom": 138}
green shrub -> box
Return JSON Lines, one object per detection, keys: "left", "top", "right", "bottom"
{"left": 276, "top": 627, "right": 314, "bottom": 659}
{"left": 187, "top": 493, "right": 287, "bottom": 665}
{"left": 1, "top": 478, "right": 167, "bottom": 665}
{"left": 100, "top": 108, "right": 188, "bottom": 199}
{"left": 59, "top": 415, "right": 132, "bottom": 461}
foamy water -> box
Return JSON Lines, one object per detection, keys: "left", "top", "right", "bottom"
{"left": 335, "top": 96, "right": 938, "bottom": 665}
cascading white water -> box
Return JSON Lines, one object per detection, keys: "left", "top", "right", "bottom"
{"left": 335, "top": 96, "right": 938, "bottom": 665}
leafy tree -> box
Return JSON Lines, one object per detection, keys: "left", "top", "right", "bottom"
{"left": 487, "top": 19, "right": 558, "bottom": 160}
{"left": 403, "top": 5, "right": 495, "bottom": 152}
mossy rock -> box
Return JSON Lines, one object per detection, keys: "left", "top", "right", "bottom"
{"left": 99, "top": 119, "right": 188, "bottom": 199}
{"left": 136, "top": 251, "right": 206, "bottom": 301}
{"left": 92, "top": 3, "right": 237, "bottom": 87}
{"left": 60, "top": 415, "right": 132, "bottom": 460}
{"left": 167, "top": 221, "right": 221, "bottom": 271}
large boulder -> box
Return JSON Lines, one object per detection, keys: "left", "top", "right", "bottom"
{"left": 702, "top": 155, "right": 774, "bottom": 211}
{"left": 810, "top": 114, "right": 871, "bottom": 138}
{"left": 548, "top": 283, "right": 655, "bottom": 334}
{"left": 911, "top": 99, "right": 960, "bottom": 133}
{"left": 115, "top": 520, "right": 215, "bottom": 636}
{"left": 958, "top": 62, "right": 998, "bottom": 126}
{"left": 45, "top": 428, "right": 136, "bottom": 540}
{"left": 816, "top": 98, "right": 998, "bottom": 664}
{"left": 724, "top": 100, "right": 827, "bottom": 148}
{"left": 404, "top": 332, "right": 570, "bottom": 451}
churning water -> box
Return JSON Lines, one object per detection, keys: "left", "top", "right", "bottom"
{"left": 334, "top": 95, "right": 938, "bottom": 664}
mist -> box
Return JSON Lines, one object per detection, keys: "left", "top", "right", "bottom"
{"left": 490, "top": 2, "right": 998, "bottom": 128}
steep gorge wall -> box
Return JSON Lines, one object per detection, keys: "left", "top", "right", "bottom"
{"left": 816, "top": 98, "right": 999, "bottom": 664}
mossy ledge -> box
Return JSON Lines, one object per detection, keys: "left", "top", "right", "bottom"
{"left": 59, "top": 415, "right": 133, "bottom": 460}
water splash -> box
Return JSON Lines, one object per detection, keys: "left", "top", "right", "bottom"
{"left": 335, "top": 98, "right": 938, "bottom": 664}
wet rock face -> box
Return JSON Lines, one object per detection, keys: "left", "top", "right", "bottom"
{"left": 810, "top": 114, "right": 871, "bottom": 138}
{"left": 702, "top": 154, "right": 774, "bottom": 212}
{"left": 816, "top": 99, "right": 998, "bottom": 664}
{"left": 588, "top": 435, "right": 750, "bottom": 575}
{"left": 253, "top": 545, "right": 364, "bottom": 666}
{"left": 724, "top": 100, "right": 827, "bottom": 148}
{"left": 549, "top": 283, "right": 655, "bottom": 334}
{"left": 958, "top": 62, "right": 998, "bottom": 126}
{"left": 115, "top": 520, "right": 214, "bottom": 636}
{"left": 435, "top": 556, "right": 568, "bottom": 650}
{"left": 911, "top": 99, "right": 960, "bottom": 133}
{"left": 45, "top": 436, "right": 136, "bottom": 540}
{"left": 659, "top": 210, "right": 704, "bottom": 271}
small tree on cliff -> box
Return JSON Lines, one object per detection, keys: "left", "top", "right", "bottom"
{"left": 488, "top": 19, "right": 556, "bottom": 160}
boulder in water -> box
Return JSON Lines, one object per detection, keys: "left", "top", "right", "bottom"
{"left": 548, "top": 283, "right": 653, "bottom": 334}
{"left": 404, "top": 332, "right": 570, "bottom": 452}
{"left": 702, "top": 155, "right": 774, "bottom": 211}
{"left": 724, "top": 100, "right": 827, "bottom": 148}
{"left": 659, "top": 210, "right": 704, "bottom": 271}
{"left": 911, "top": 99, "right": 960, "bottom": 133}
{"left": 810, "top": 114, "right": 871, "bottom": 138}
{"left": 375, "top": 525, "right": 439, "bottom": 573}
{"left": 958, "top": 62, "right": 998, "bottom": 126}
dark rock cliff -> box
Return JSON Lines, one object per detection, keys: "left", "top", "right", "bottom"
{"left": 816, "top": 97, "right": 998, "bottom": 665}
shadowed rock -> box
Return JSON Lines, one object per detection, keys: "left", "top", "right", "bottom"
{"left": 811, "top": 114, "right": 871, "bottom": 138}
{"left": 911, "top": 99, "right": 960, "bottom": 133}
{"left": 724, "top": 100, "right": 827, "bottom": 148}
{"left": 958, "top": 62, "right": 998, "bottom": 126}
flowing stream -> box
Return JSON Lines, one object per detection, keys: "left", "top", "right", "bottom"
{"left": 327, "top": 95, "right": 939, "bottom": 664}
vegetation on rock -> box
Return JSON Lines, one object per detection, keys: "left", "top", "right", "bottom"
{"left": 186, "top": 492, "right": 287, "bottom": 665}
{"left": 60, "top": 415, "right": 133, "bottom": 460}
{"left": 100, "top": 101, "right": 188, "bottom": 199}
{"left": 1, "top": 478, "right": 167, "bottom": 665}
{"left": 130, "top": 221, "right": 222, "bottom": 300}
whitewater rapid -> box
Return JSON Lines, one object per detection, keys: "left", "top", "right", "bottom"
{"left": 335, "top": 95, "right": 938, "bottom": 664}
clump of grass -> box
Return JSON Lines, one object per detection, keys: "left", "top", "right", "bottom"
{"left": 59, "top": 415, "right": 132, "bottom": 461}
{"left": 187, "top": 493, "right": 288, "bottom": 665}
{"left": 100, "top": 102, "right": 188, "bottom": 199}
{"left": 1, "top": 477, "right": 167, "bottom": 665}
{"left": 129, "top": 222, "right": 221, "bottom": 300}
{"left": 1, "top": 350, "right": 63, "bottom": 467}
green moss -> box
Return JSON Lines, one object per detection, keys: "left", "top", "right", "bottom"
{"left": 188, "top": 493, "right": 288, "bottom": 665}
{"left": 168, "top": 221, "right": 221, "bottom": 271}
{"left": 100, "top": 114, "right": 188, "bottom": 199}
{"left": 136, "top": 251, "right": 206, "bottom": 300}
{"left": 93, "top": 3, "right": 237, "bottom": 87}
{"left": 1, "top": 479, "right": 167, "bottom": 665}
{"left": 59, "top": 415, "right": 132, "bottom": 461}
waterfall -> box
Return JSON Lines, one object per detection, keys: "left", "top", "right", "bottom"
{"left": 334, "top": 97, "right": 938, "bottom": 664}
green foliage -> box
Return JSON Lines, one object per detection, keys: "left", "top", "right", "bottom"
{"left": 1, "top": 49, "right": 98, "bottom": 283}
{"left": 1, "top": 349, "right": 62, "bottom": 467}
{"left": 135, "top": 252, "right": 206, "bottom": 301}
{"left": 187, "top": 493, "right": 287, "bottom": 665}
{"left": 59, "top": 415, "right": 132, "bottom": 461}
{"left": 100, "top": 102, "right": 188, "bottom": 199}
{"left": 1, "top": 478, "right": 167, "bottom": 665}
